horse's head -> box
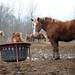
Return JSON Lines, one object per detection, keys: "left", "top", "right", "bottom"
{"left": 31, "top": 17, "right": 51, "bottom": 35}
{"left": 11, "top": 32, "right": 23, "bottom": 43}
{"left": 31, "top": 17, "right": 43, "bottom": 35}
{"left": 0, "top": 31, "right": 4, "bottom": 36}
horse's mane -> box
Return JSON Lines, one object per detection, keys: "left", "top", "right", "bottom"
{"left": 42, "top": 17, "right": 61, "bottom": 23}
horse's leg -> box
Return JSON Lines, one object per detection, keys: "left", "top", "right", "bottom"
{"left": 50, "top": 40, "right": 60, "bottom": 60}
{"left": 37, "top": 38, "right": 39, "bottom": 43}
{"left": 38, "top": 38, "right": 39, "bottom": 43}
{"left": 32, "top": 37, "right": 34, "bottom": 42}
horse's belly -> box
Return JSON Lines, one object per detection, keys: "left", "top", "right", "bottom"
{"left": 59, "top": 38, "right": 74, "bottom": 42}
{"left": 58, "top": 34, "right": 74, "bottom": 42}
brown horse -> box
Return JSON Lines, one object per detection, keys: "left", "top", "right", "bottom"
{"left": 0, "top": 31, "right": 4, "bottom": 36}
{"left": 31, "top": 17, "right": 75, "bottom": 60}
{"left": 8, "top": 32, "right": 25, "bottom": 43}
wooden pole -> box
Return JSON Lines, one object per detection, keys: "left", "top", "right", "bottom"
{"left": 29, "top": 47, "right": 31, "bottom": 62}
{"left": 16, "top": 45, "right": 19, "bottom": 63}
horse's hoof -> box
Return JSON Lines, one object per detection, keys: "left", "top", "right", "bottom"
{"left": 53, "top": 57, "right": 60, "bottom": 60}
{"left": 55, "top": 57, "right": 60, "bottom": 60}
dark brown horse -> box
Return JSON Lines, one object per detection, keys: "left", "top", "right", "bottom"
{"left": 31, "top": 17, "right": 75, "bottom": 60}
{"left": 32, "top": 32, "right": 46, "bottom": 42}
{"left": 26, "top": 32, "right": 46, "bottom": 42}
{"left": 26, "top": 33, "right": 33, "bottom": 42}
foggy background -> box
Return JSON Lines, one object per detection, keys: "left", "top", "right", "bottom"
{"left": 0, "top": 0, "right": 75, "bottom": 43}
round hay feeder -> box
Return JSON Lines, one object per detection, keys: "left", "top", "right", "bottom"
{"left": 0, "top": 42, "right": 31, "bottom": 62}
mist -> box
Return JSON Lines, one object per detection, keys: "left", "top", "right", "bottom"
{"left": 0, "top": 0, "right": 75, "bottom": 20}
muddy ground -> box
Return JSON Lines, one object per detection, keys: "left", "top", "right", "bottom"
{"left": 0, "top": 41, "right": 75, "bottom": 75}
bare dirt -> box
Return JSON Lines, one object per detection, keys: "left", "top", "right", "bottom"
{"left": 0, "top": 41, "right": 75, "bottom": 75}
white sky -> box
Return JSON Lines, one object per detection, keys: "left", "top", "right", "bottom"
{"left": 0, "top": 0, "right": 75, "bottom": 20}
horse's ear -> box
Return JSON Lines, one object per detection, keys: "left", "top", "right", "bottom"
{"left": 31, "top": 18, "right": 33, "bottom": 21}
{"left": 37, "top": 17, "right": 40, "bottom": 21}
{"left": 45, "top": 17, "right": 49, "bottom": 20}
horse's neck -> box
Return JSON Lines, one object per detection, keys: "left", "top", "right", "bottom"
{"left": 41, "top": 18, "right": 54, "bottom": 31}
{"left": 42, "top": 21, "right": 48, "bottom": 31}
{"left": 42, "top": 18, "right": 60, "bottom": 31}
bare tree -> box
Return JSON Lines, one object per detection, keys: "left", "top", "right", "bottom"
{"left": 0, "top": 5, "right": 24, "bottom": 43}
{"left": 23, "top": 0, "right": 37, "bottom": 34}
